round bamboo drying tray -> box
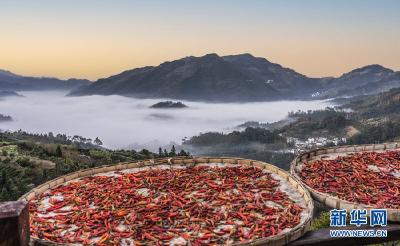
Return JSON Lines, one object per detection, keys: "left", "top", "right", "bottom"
{"left": 291, "top": 142, "right": 400, "bottom": 222}
{"left": 21, "top": 157, "right": 314, "bottom": 246}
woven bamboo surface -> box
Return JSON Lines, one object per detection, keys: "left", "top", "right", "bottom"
{"left": 22, "top": 157, "right": 314, "bottom": 246}
{"left": 290, "top": 143, "right": 400, "bottom": 222}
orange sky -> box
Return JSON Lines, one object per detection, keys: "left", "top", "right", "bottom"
{"left": 0, "top": 0, "right": 399, "bottom": 80}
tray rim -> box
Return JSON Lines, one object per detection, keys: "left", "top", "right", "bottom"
{"left": 22, "top": 156, "right": 314, "bottom": 246}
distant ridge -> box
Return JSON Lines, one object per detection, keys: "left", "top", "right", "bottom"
{"left": 69, "top": 53, "right": 320, "bottom": 101}
{"left": 0, "top": 69, "right": 91, "bottom": 91}
{"left": 318, "top": 64, "right": 400, "bottom": 98}
{"left": 2, "top": 54, "right": 398, "bottom": 101}
{"left": 69, "top": 53, "right": 400, "bottom": 101}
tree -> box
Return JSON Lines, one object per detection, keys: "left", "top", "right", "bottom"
{"left": 43, "top": 169, "right": 48, "bottom": 180}
{"left": 16, "top": 157, "right": 31, "bottom": 167}
{"left": 178, "top": 150, "right": 189, "bottom": 156}
{"left": 163, "top": 149, "right": 168, "bottom": 157}
{"left": 139, "top": 149, "right": 151, "bottom": 157}
{"left": 0, "top": 187, "right": 9, "bottom": 201}
{"left": 56, "top": 145, "right": 63, "bottom": 157}
{"left": 94, "top": 137, "right": 103, "bottom": 146}
{"left": 0, "top": 170, "right": 7, "bottom": 186}
{"left": 169, "top": 145, "right": 176, "bottom": 156}
{"left": 158, "top": 147, "right": 163, "bottom": 157}
{"left": 72, "top": 135, "right": 80, "bottom": 142}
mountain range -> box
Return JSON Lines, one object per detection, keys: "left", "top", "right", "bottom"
{"left": 69, "top": 53, "right": 319, "bottom": 101}
{"left": 317, "top": 64, "right": 400, "bottom": 98}
{"left": 1, "top": 54, "right": 399, "bottom": 101}
{"left": 69, "top": 53, "right": 400, "bottom": 101}
{"left": 0, "top": 69, "right": 90, "bottom": 91}
{"left": 343, "top": 87, "right": 400, "bottom": 117}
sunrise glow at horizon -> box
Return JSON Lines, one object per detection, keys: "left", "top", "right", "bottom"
{"left": 1, "top": 0, "right": 399, "bottom": 80}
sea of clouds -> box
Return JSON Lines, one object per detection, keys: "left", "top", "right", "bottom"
{"left": 0, "top": 91, "right": 330, "bottom": 150}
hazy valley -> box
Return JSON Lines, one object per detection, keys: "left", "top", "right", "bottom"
{"left": 0, "top": 90, "right": 329, "bottom": 150}
{"left": 1, "top": 53, "right": 400, "bottom": 168}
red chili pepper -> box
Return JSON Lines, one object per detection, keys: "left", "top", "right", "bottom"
{"left": 299, "top": 150, "right": 400, "bottom": 208}
{"left": 30, "top": 165, "right": 303, "bottom": 244}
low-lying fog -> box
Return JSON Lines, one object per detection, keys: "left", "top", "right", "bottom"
{"left": 0, "top": 91, "right": 330, "bottom": 150}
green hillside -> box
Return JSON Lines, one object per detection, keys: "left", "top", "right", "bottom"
{"left": 0, "top": 131, "right": 188, "bottom": 201}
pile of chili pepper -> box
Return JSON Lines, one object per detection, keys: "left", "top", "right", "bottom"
{"left": 299, "top": 150, "right": 400, "bottom": 208}
{"left": 30, "top": 165, "right": 303, "bottom": 245}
